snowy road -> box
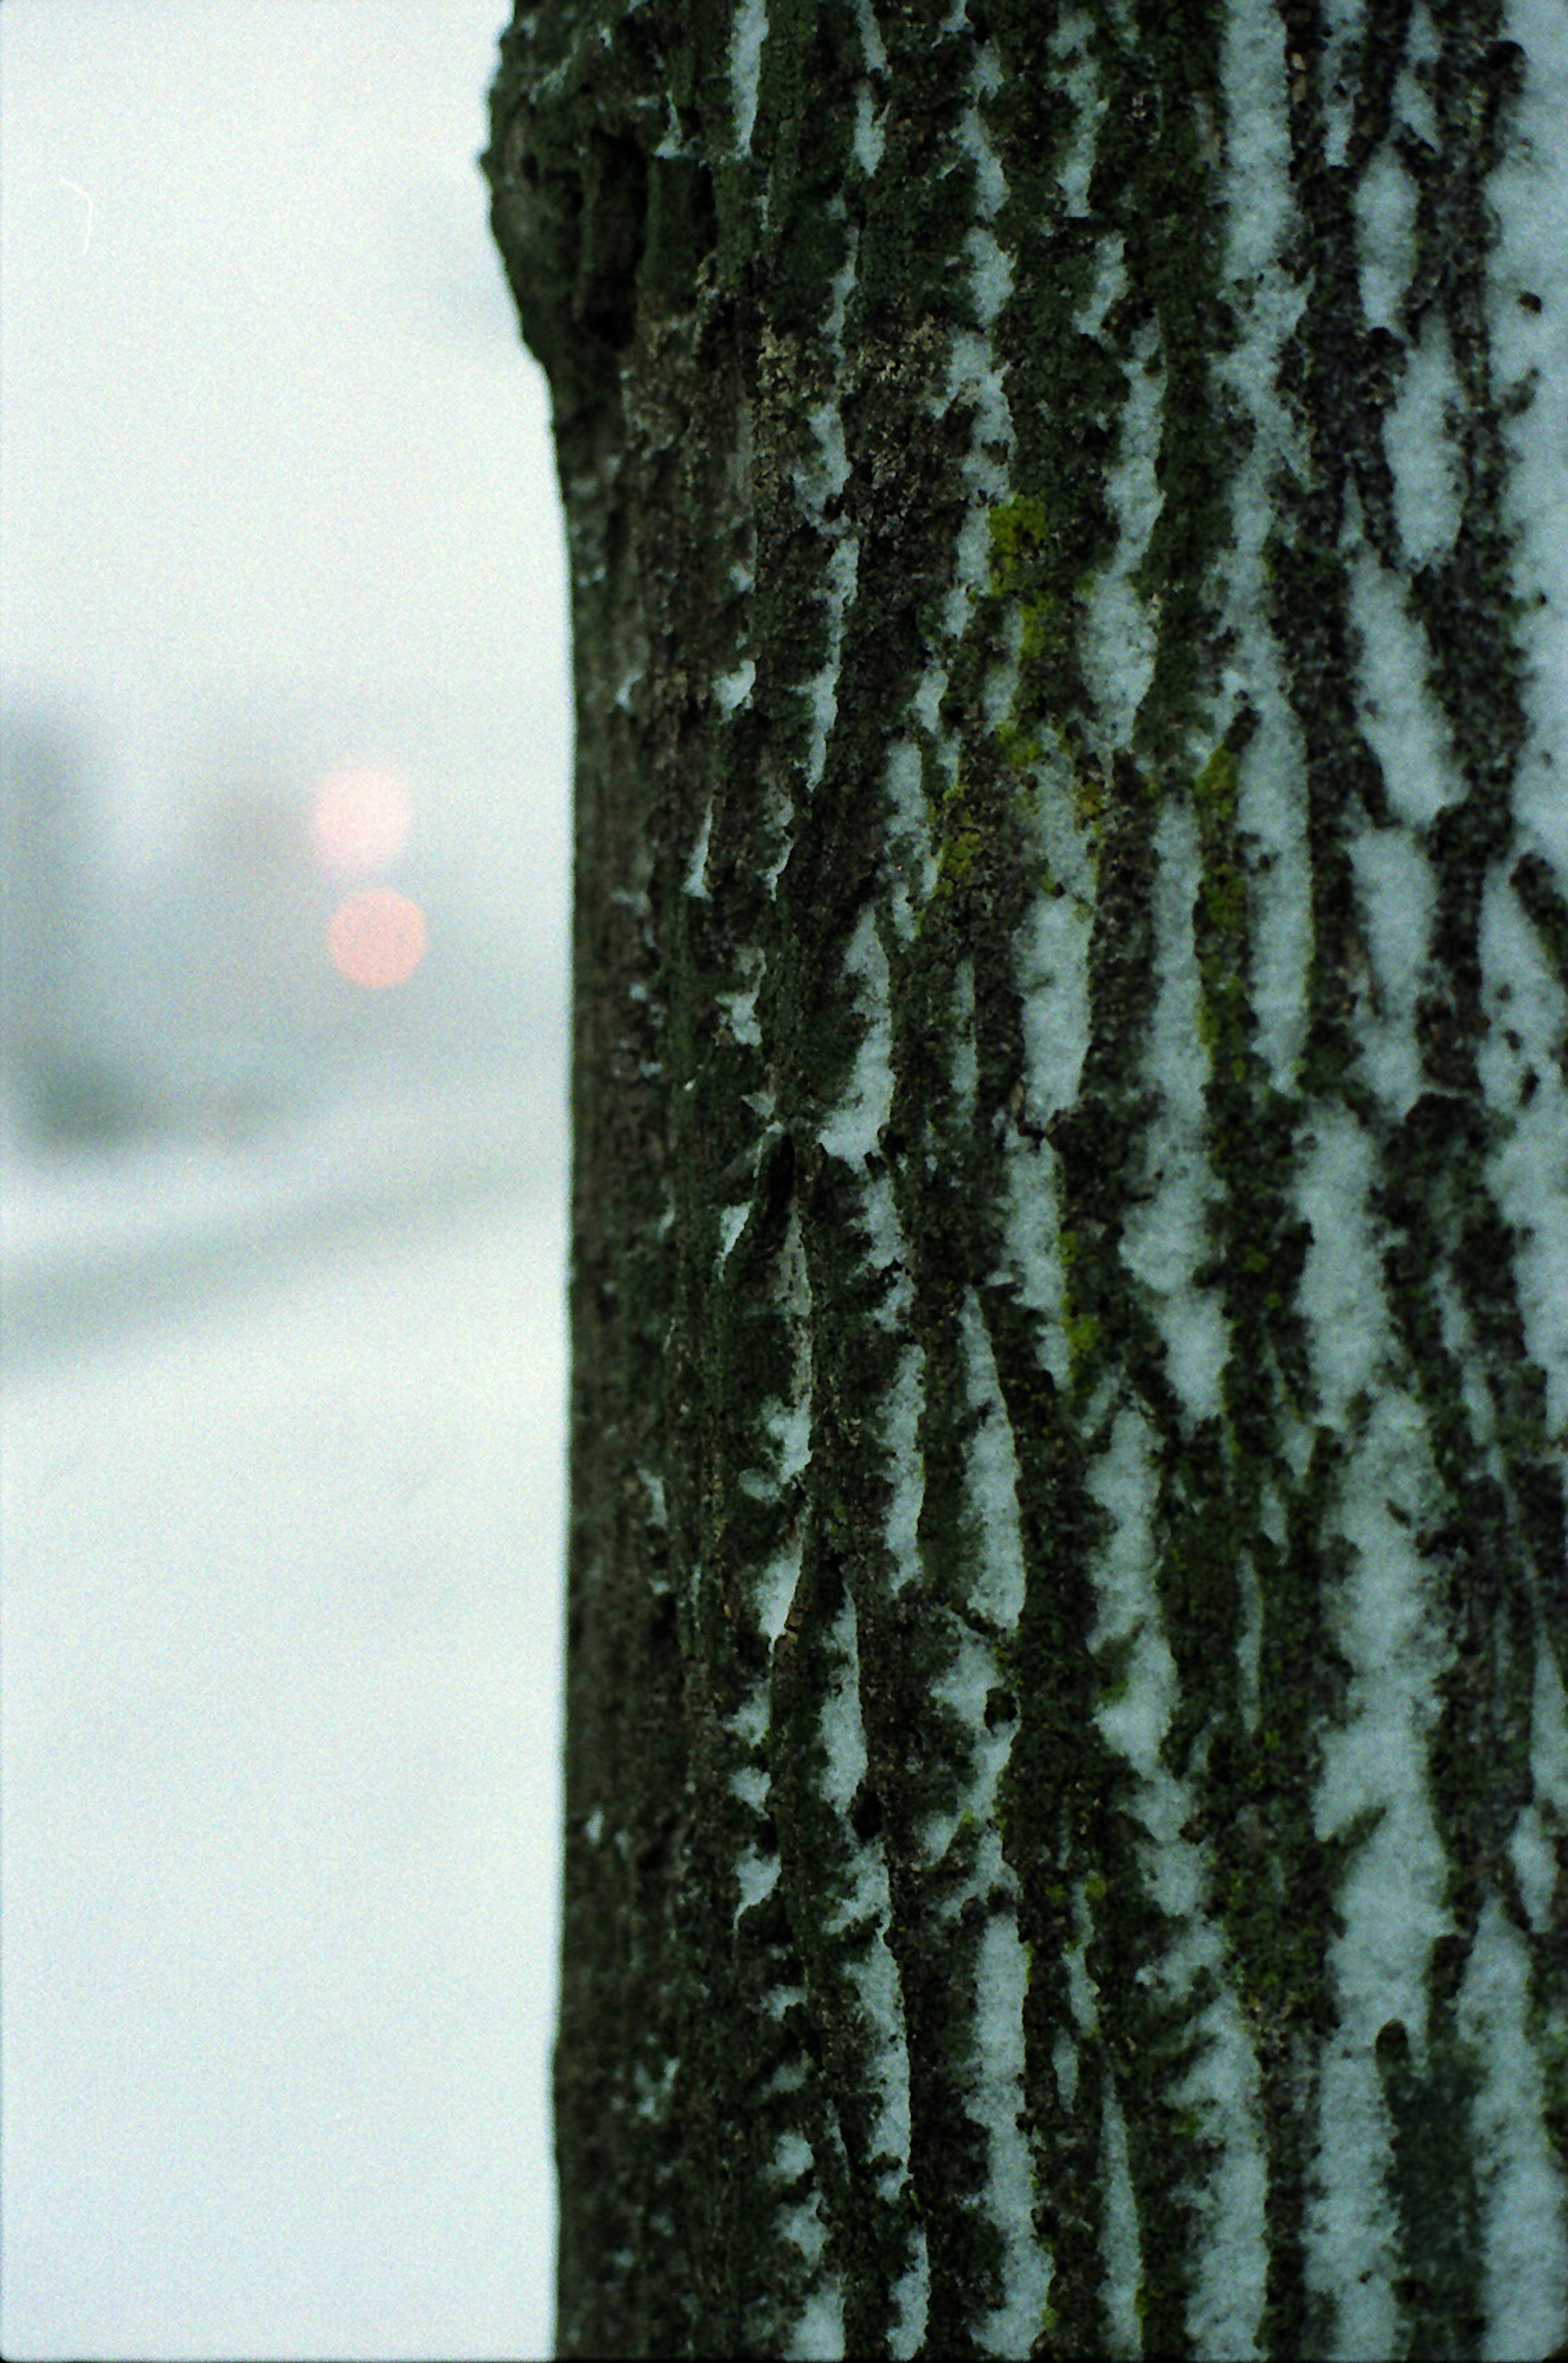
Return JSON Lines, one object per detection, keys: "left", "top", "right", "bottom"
{"left": 1, "top": 1131, "right": 566, "bottom": 2359}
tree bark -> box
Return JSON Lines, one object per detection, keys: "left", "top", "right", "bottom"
{"left": 485, "top": 4, "right": 1568, "bottom": 2354}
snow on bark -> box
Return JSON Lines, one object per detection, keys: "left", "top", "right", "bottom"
{"left": 488, "top": 0, "right": 1568, "bottom": 2351}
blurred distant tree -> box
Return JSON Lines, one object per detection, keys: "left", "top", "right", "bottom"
{"left": 488, "top": 5, "right": 1568, "bottom": 2355}
{"left": 0, "top": 714, "right": 140, "bottom": 1143}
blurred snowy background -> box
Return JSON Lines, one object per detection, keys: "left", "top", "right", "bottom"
{"left": 1, "top": 4, "right": 569, "bottom": 2355}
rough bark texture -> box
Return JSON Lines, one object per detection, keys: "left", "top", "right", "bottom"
{"left": 485, "top": 4, "right": 1568, "bottom": 2354}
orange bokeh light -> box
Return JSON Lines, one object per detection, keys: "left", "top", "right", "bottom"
{"left": 327, "top": 888, "right": 428, "bottom": 989}
{"left": 309, "top": 765, "right": 412, "bottom": 875}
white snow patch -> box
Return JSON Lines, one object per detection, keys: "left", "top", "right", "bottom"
{"left": 1081, "top": 330, "right": 1163, "bottom": 744}
{"left": 1046, "top": 16, "right": 1104, "bottom": 221}
{"left": 1316, "top": 1392, "right": 1448, "bottom": 1871}
{"left": 1121, "top": 802, "right": 1228, "bottom": 1421}
{"left": 780, "top": 2186, "right": 844, "bottom": 2362}
{"left": 810, "top": 1592, "right": 924, "bottom": 2350}
{"left": 1346, "top": 548, "right": 1463, "bottom": 826}
{"left": 803, "top": 533, "right": 860, "bottom": 791}
{"left": 885, "top": 737, "right": 938, "bottom": 930}
{"left": 1221, "top": 0, "right": 1293, "bottom": 281}
{"left": 1348, "top": 820, "right": 1434, "bottom": 1114}
{"left": 1077, "top": 234, "right": 1128, "bottom": 347}
{"left": 1000, "top": 1143, "right": 1069, "bottom": 1385}
{"left": 1212, "top": 0, "right": 1313, "bottom": 1091}
{"left": 755, "top": 1542, "right": 802, "bottom": 1653}
{"left": 889, "top": 2243, "right": 930, "bottom": 2363}
{"left": 737, "top": 1295, "right": 807, "bottom": 1493}
{"left": 854, "top": 87, "right": 886, "bottom": 177}
{"left": 1309, "top": 2038, "right": 1400, "bottom": 2361}
{"left": 730, "top": 0, "right": 768, "bottom": 155}
{"left": 818, "top": 903, "right": 893, "bottom": 1168}
{"left": 967, "top": 221, "right": 1013, "bottom": 330}
{"left": 852, "top": 1288, "right": 1046, "bottom": 2343}
{"left": 717, "top": 976, "right": 764, "bottom": 1048}
{"left": 1079, "top": 1404, "right": 1270, "bottom": 2326}
{"left": 951, "top": 959, "right": 978, "bottom": 1118}
{"left": 1065, "top": 1879, "right": 1098, "bottom": 2048}
{"left": 1383, "top": 324, "right": 1463, "bottom": 568}
{"left": 1051, "top": 2027, "right": 1078, "bottom": 2109}
{"left": 961, "top": 80, "right": 1008, "bottom": 221}
{"left": 852, "top": 0, "right": 886, "bottom": 73}
{"left": 1237, "top": 723, "right": 1314, "bottom": 1087}
{"left": 1087, "top": 1408, "right": 1171, "bottom": 1777}
{"left": 960, "top": 1292, "right": 1027, "bottom": 1627}
{"left": 1459, "top": 1899, "right": 1568, "bottom": 2356}
{"left": 944, "top": 507, "right": 996, "bottom": 643}
{"left": 860, "top": 1158, "right": 908, "bottom": 1296}
{"left": 737, "top": 1210, "right": 814, "bottom": 1494}
{"left": 785, "top": 2286, "right": 846, "bottom": 2359}
{"left": 717, "top": 1200, "right": 751, "bottom": 1271}
{"left": 766, "top": 1984, "right": 808, "bottom": 2033}
{"left": 1015, "top": 880, "right": 1093, "bottom": 1124}
{"left": 1296, "top": 1111, "right": 1383, "bottom": 1419}
{"left": 929, "top": 70, "right": 1017, "bottom": 641}
{"left": 975, "top": 1907, "right": 1051, "bottom": 2356}
{"left": 714, "top": 657, "right": 757, "bottom": 715}
{"left": 730, "top": 1688, "right": 769, "bottom": 1755}
{"left": 1479, "top": 874, "right": 1568, "bottom": 1442}
{"left": 1101, "top": 2078, "right": 1143, "bottom": 2356}
{"left": 906, "top": 1505, "right": 1042, "bottom": 2343}
{"left": 638, "top": 1467, "right": 668, "bottom": 1528}
{"left": 684, "top": 796, "right": 715, "bottom": 898}
{"left": 1492, "top": 0, "right": 1568, "bottom": 871}
{"left": 1430, "top": 1268, "right": 1497, "bottom": 1458}
{"left": 850, "top": 0, "right": 888, "bottom": 174}
{"left": 1311, "top": 1381, "right": 1451, "bottom": 2344}
{"left": 768, "top": 1392, "right": 813, "bottom": 1492}
{"left": 654, "top": 105, "right": 693, "bottom": 163}
{"left": 924, "top": 1625, "right": 1013, "bottom": 1868}
{"left": 1534, "top": 1647, "right": 1568, "bottom": 1824}
{"left": 1510, "top": 1800, "right": 1558, "bottom": 1933}
{"left": 820, "top": 1596, "right": 868, "bottom": 1818}
{"left": 1131, "top": 1768, "right": 1208, "bottom": 1929}
{"left": 799, "top": 399, "right": 851, "bottom": 511}
{"left": 881, "top": 1337, "right": 925, "bottom": 1591}
{"left": 1388, "top": 6, "right": 1442, "bottom": 149}
{"left": 1492, "top": 1106, "right": 1558, "bottom": 1437}
{"left": 944, "top": 327, "right": 1013, "bottom": 432}
{"left": 910, "top": 658, "right": 948, "bottom": 740}
{"left": 1178, "top": 1987, "right": 1267, "bottom": 2361}
{"left": 820, "top": 247, "right": 856, "bottom": 353}
{"left": 1315, "top": 0, "right": 1363, "bottom": 172}
{"left": 733, "top": 1845, "right": 781, "bottom": 1925}
{"left": 1352, "top": 142, "right": 1418, "bottom": 337}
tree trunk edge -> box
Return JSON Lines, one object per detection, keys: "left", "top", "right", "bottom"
{"left": 486, "top": 4, "right": 1568, "bottom": 2356}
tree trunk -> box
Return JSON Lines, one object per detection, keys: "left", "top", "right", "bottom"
{"left": 485, "top": 5, "right": 1568, "bottom": 2353}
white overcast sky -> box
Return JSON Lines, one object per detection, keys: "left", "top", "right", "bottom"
{"left": 0, "top": 0, "right": 570, "bottom": 897}
{"left": 2, "top": 6, "right": 572, "bottom": 2358}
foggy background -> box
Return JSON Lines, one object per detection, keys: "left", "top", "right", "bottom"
{"left": 1, "top": 4, "right": 571, "bottom": 2355}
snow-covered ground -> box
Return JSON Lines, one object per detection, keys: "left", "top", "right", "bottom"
{"left": 1, "top": 1071, "right": 563, "bottom": 1359}
{"left": 1, "top": 1083, "right": 567, "bottom": 2359}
